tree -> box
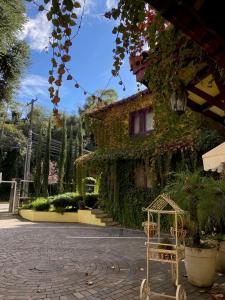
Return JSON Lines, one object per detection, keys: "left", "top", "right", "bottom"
{"left": 82, "top": 89, "right": 118, "bottom": 111}
{"left": 58, "top": 115, "right": 67, "bottom": 193}
{"left": 0, "top": 1, "right": 29, "bottom": 106}
{"left": 42, "top": 118, "right": 51, "bottom": 196}
{"left": 0, "top": 1, "right": 26, "bottom": 54}
{"left": 64, "top": 124, "right": 74, "bottom": 191}
{"left": 73, "top": 136, "right": 78, "bottom": 192}
{"left": 0, "top": 41, "right": 29, "bottom": 103}
{"left": 34, "top": 128, "right": 43, "bottom": 196}
{"left": 0, "top": 123, "right": 26, "bottom": 180}
{"left": 78, "top": 118, "right": 83, "bottom": 157}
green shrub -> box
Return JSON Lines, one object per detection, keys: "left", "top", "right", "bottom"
{"left": 21, "top": 202, "right": 33, "bottom": 209}
{"left": 84, "top": 194, "right": 99, "bottom": 208}
{"left": 31, "top": 198, "right": 50, "bottom": 211}
{"left": 51, "top": 193, "right": 82, "bottom": 212}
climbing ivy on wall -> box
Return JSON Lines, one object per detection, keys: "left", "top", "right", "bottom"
{"left": 75, "top": 88, "right": 225, "bottom": 228}
{"left": 74, "top": 12, "right": 225, "bottom": 228}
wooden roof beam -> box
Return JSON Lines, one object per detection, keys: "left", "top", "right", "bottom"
{"left": 187, "top": 99, "right": 225, "bottom": 124}
{"left": 188, "top": 86, "right": 225, "bottom": 111}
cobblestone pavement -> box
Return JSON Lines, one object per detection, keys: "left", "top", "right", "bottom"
{"left": 0, "top": 212, "right": 225, "bottom": 300}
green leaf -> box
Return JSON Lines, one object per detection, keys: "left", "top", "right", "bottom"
{"left": 69, "top": 20, "right": 76, "bottom": 26}
{"left": 71, "top": 13, "right": 78, "bottom": 19}
{"left": 38, "top": 5, "right": 45, "bottom": 11}
{"left": 111, "top": 8, "right": 120, "bottom": 20}
{"left": 116, "top": 37, "right": 121, "bottom": 44}
{"left": 63, "top": 0, "right": 74, "bottom": 11}
{"left": 74, "top": 1, "right": 81, "bottom": 8}
{"left": 112, "top": 27, "right": 117, "bottom": 34}
{"left": 46, "top": 11, "right": 53, "bottom": 21}
{"left": 52, "top": 19, "right": 59, "bottom": 26}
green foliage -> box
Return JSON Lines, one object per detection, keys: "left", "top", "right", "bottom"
{"left": 84, "top": 193, "right": 98, "bottom": 208}
{"left": 78, "top": 118, "right": 83, "bottom": 157}
{"left": 76, "top": 160, "right": 87, "bottom": 196}
{"left": 98, "top": 160, "right": 158, "bottom": 228}
{"left": 42, "top": 118, "right": 51, "bottom": 196}
{"left": 21, "top": 202, "right": 33, "bottom": 209}
{"left": 81, "top": 89, "right": 118, "bottom": 112}
{"left": 0, "top": 123, "right": 26, "bottom": 153}
{"left": 0, "top": 123, "right": 26, "bottom": 180}
{"left": 0, "top": 40, "right": 29, "bottom": 102}
{"left": 34, "top": 128, "right": 43, "bottom": 196}
{"left": 80, "top": 85, "right": 224, "bottom": 230}
{"left": 164, "top": 170, "right": 225, "bottom": 246}
{"left": 64, "top": 124, "right": 74, "bottom": 191}
{"left": 51, "top": 192, "right": 81, "bottom": 212}
{"left": 0, "top": 1, "right": 26, "bottom": 53}
{"left": 31, "top": 198, "right": 50, "bottom": 211}
{"left": 58, "top": 115, "right": 67, "bottom": 193}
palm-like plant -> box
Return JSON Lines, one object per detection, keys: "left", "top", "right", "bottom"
{"left": 164, "top": 170, "right": 225, "bottom": 246}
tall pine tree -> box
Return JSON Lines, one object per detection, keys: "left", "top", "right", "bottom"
{"left": 78, "top": 117, "right": 83, "bottom": 156}
{"left": 42, "top": 118, "right": 51, "bottom": 196}
{"left": 64, "top": 124, "right": 73, "bottom": 191}
{"left": 73, "top": 134, "right": 78, "bottom": 192}
{"left": 58, "top": 115, "right": 67, "bottom": 193}
{"left": 34, "top": 128, "right": 43, "bottom": 196}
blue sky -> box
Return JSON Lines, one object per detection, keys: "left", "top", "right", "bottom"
{"left": 17, "top": 0, "right": 141, "bottom": 115}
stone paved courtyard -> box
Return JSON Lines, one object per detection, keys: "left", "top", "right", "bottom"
{"left": 0, "top": 210, "right": 225, "bottom": 300}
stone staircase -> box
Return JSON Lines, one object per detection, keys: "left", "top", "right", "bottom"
{"left": 91, "top": 209, "right": 118, "bottom": 227}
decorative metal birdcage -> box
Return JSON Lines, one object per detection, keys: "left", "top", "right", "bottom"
{"left": 140, "top": 194, "right": 187, "bottom": 300}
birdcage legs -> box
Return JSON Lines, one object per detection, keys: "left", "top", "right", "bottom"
{"left": 176, "top": 285, "right": 187, "bottom": 300}
{"left": 140, "top": 279, "right": 149, "bottom": 300}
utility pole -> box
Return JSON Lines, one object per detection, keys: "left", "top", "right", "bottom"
{"left": 22, "top": 98, "right": 37, "bottom": 198}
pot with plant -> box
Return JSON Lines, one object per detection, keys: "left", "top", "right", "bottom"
{"left": 165, "top": 170, "right": 225, "bottom": 287}
{"left": 208, "top": 235, "right": 225, "bottom": 274}
{"left": 142, "top": 213, "right": 158, "bottom": 237}
{"left": 170, "top": 215, "right": 187, "bottom": 242}
{"left": 200, "top": 177, "right": 225, "bottom": 274}
{"left": 204, "top": 221, "right": 225, "bottom": 274}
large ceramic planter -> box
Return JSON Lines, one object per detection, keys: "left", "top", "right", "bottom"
{"left": 185, "top": 246, "right": 217, "bottom": 287}
{"left": 216, "top": 241, "right": 225, "bottom": 274}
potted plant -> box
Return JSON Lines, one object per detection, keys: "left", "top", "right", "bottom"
{"left": 165, "top": 170, "right": 225, "bottom": 287}
{"left": 207, "top": 234, "right": 225, "bottom": 274}
{"left": 142, "top": 221, "right": 158, "bottom": 237}
{"left": 170, "top": 216, "right": 187, "bottom": 241}
{"left": 199, "top": 177, "right": 225, "bottom": 274}
{"left": 202, "top": 178, "right": 225, "bottom": 274}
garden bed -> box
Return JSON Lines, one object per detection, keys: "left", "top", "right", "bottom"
{"left": 19, "top": 209, "right": 106, "bottom": 226}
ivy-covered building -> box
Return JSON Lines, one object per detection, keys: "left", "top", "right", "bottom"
{"left": 77, "top": 89, "right": 225, "bottom": 228}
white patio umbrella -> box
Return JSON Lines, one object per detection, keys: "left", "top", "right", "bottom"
{"left": 202, "top": 142, "right": 225, "bottom": 173}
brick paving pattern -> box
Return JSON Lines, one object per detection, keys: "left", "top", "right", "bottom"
{"left": 0, "top": 211, "right": 225, "bottom": 299}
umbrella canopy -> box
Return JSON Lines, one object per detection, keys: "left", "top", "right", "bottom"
{"left": 202, "top": 142, "right": 225, "bottom": 172}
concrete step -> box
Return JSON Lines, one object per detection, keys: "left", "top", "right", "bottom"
{"left": 91, "top": 209, "right": 104, "bottom": 214}
{"left": 91, "top": 209, "right": 118, "bottom": 227}
{"left": 93, "top": 213, "right": 109, "bottom": 218}
{"left": 104, "top": 221, "right": 118, "bottom": 227}
{"left": 101, "top": 217, "right": 113, "bottom": 222}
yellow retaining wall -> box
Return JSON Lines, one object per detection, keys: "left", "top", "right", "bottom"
{"left": 19, "top": 209, "right": 106, "bottom": 226}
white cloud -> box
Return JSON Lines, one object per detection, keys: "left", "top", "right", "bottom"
{"left": 20, "top": 1, "right": 97, "bottom": 51}
{"left": 18, "top": 74, "right": 48, "bottom": 99}
{"left": 82, "top": 0, "right": 96, "bottom": 14}
{"left": 17, "top": 74, "right": 71, "bottom": 105}
{"left": 19, "top": 9, "right": 52, "bottom": 51}
{"left": 106, "top": 0, "right": 117, "bottom": 9}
